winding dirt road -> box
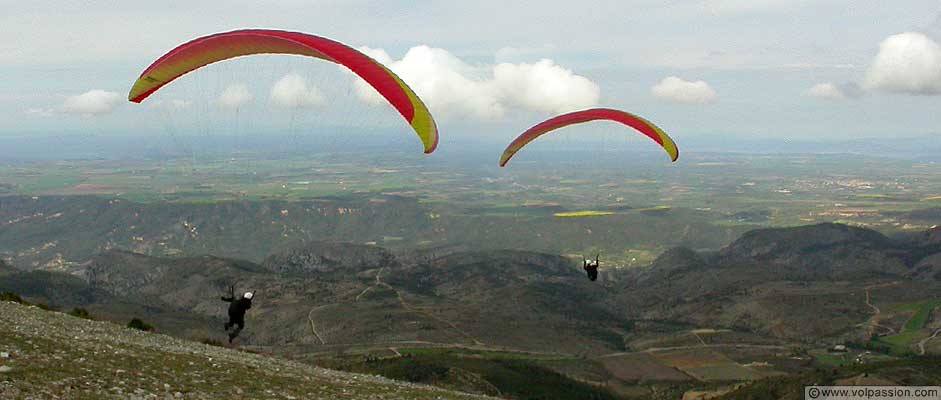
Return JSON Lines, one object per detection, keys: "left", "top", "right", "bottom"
{"left": 917, "top": 328, "right": 940, "bottom": 355}
{"left": 863, "top": 282, "right": 902, "bottom": 338}
{"left": 307, "top": 305, "right": 327, "bottom": 345}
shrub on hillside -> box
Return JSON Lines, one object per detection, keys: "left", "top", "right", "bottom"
{"left": 127, "top": 318, "right": 155, "bottom": 332}
{"left": 68, "top": 307, "right": 92, "bottom": 319}
{"left": 0, "top": 292, "right": 25, "bottom": 304}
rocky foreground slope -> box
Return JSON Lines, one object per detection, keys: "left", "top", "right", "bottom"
{"left": 0, "top": 301, "right": 490, "bottom": 400}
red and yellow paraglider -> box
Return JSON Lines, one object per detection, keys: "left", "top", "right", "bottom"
{"left": 128, "top": 29, "right": 438, "bottom": 154}
{"left": 499, "top": 108, "right": 678, "bottom": 166}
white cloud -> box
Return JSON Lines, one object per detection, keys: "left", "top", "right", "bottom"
{"left": 24, "top": 108, "right": 55, "bottom": 118}
{"left": 865, "top": 32, "right": 941, "bottom": 95}
{"left": 651, "top": 76, "right": 717, "bottom": 104}
{"left": 350, "top": 45, "right": 598, "bottom": 119}
{"left": 63, "top": 90, "right": 121, "bottom": 115}
{"left": 270, "top": 73, "right": 325, "bottom": 108}
{"left": 493, "top": 59, "right": 600, "bottom": 114}
{"left": 217, "top": 84, "right": 253, "bottom": 109}
{"left": 354, "top": 45, "right": 504, "bottom": 119}
{"left": 803, "top": 83, "right": 845, "bottom": 100}
{"left": 801, "top": 82, "right": 863, "bottom": 100}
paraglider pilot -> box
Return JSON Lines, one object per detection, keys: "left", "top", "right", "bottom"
{"left": 222, "top": 285, "right": 254, "bottom": 343}
{"left": 583, "top": 255, "right": 599, "bottom": 281}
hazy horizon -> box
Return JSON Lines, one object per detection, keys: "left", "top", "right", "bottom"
{"left": 2, "top": 129, "right": 940, "bottom": 163}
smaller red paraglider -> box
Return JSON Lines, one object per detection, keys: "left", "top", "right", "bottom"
{"left": 499, "top": 108, "right": 678, "bottom": 167}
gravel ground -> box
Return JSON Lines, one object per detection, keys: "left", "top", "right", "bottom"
{"left": 0, "top": 301, "right": 493, "bottom": 399}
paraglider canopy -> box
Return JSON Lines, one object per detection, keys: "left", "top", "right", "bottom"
{"left": 500, "top": 108, "right": 678, "bottom": 166}
{"left": 128, "top": 29, "right": 438, "bottom": 154}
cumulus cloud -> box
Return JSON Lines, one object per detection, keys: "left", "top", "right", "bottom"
{"left": 350, "top": 45, "right": 599, "bottom": 119}
{"left": 24, "top": 108, "right": 55, "bottom": 118}
{"left": 803, "top": 83, "right": 844, "bottom": 100}
{"left": 802, "top": 82, "right": 863, "bottom": 100}
{"left": 865, "top": 32, "right": 941, "bottom": 95}
{"left": 354, "top": 45, "right": 505, "bottom": 118}
{"left": 217, "top": 84, "right": 253, "bottom": 109}
{"left": 493, "top": 59, "right": 601, "bottom": 114}
{"left": 270, "top": 73, "right": 325, "bottom": 108}
{"left": 63, "top": 90, "right": 121, "bottom": 115}
{"left": 651, "top": 76, "right": 717, "bottom": 104}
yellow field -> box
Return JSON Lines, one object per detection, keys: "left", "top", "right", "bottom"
{"left": 636, "top": 205, "right": 672, "bottom": 213}
{"left": 553, "top": 211, "right": 614, "bottom": 218}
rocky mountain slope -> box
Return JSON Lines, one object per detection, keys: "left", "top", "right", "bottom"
{"left": 0, "top": 300, "right": 490, "bottom": 399}
{"left": 618, "top": 223, "right": 941, "bottom": 341}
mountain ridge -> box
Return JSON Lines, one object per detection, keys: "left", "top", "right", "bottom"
{"left": 3, "top": 222, "right": 940, "bottom": 355}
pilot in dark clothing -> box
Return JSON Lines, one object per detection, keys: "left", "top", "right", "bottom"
{"left": 222, "top": 291, "right": 253, "bottom": 343}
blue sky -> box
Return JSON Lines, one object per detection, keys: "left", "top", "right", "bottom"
{"left": 2, "top": 0, "right": 940, "bottom": 145}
